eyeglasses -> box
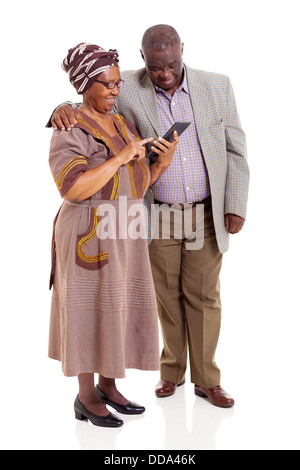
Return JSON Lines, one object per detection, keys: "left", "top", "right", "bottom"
{"left": 95, "top": 79, "right": 124, "bottom": 89}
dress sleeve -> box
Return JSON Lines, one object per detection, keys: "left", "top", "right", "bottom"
{"left": 49, "top": 127, "right": 89, "bottom": 197}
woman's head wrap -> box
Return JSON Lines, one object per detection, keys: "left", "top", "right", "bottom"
{"left": 62, "top": 43, "right": 119, "bottom": 94}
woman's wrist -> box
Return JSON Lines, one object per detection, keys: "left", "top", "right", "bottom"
{"left": 114, "top": 153, "right": 126, "bottom": 167}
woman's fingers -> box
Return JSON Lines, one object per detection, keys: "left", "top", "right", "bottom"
{"left": 136, "top": 144, "right": 147, "bottom": 160}
{"left": 139, "top": 137, "right": 154, "bottom": 146}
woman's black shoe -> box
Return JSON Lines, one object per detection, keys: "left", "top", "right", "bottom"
{"left": 95, "top": 385, "right": 146, "bottom": 415}
{"left": 74, "top": 396, "right": 124, "bottom": 427}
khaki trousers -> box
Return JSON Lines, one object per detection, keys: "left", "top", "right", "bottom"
{"left": 148, "top": 197, "right": 223, "bottom": 388}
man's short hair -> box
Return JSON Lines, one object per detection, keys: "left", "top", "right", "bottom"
{"left": 141, "top": 24, "right": 182, "bottom": 51}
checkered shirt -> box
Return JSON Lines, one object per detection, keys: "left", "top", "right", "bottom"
{"left": 153, "top": 69, "right": 210, "bottom": 204}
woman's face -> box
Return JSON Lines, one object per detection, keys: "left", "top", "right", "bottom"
{"left": 85, "top": 66, "right": 121, "bottom": 113}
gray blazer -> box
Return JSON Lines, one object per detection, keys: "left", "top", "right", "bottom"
{"left": 115, "top": 65, "right": 250, "bottom": 253}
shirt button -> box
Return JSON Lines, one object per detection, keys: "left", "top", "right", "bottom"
{"left": 172, "top": 102, "right": 176, "bottom": 106}
{"left": 186, "top": 187, "right": 190, "bottom": 190}
{"left": 183, "top": 158, "right": 187, "bottom": 162}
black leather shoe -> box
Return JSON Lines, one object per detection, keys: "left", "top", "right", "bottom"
{"left": 95, "top": 385, "right": 146, "bottom": 415}
{"left": 74, "top": 396, "right": 123, "bottom": 427}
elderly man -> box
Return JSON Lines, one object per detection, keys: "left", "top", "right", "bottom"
{"left": 49, "top": 24, "right": 249, "bottom": 408}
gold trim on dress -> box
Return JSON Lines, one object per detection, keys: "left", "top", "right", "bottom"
{"left": 128, "top": 161, "right": 138, "bottom": 199}
{"left": 138, "top": 160, "right": 148, "bottom": 196}
{"left": 114, "top": 115, "right": 141, "bottom": 142}
{"left": 77, "top": 208, "right": 109, "bottom": 264}
{"left": 114, "top": 115, "right": 148, "bottom": 197}
{"left": 76, "top": 113, "right": 119, "bottom": 154}
{"left": 53, "top": 156, "right": 87, "bottom": 190}
{"left": 110, "top": 172, "right": 120, "bottom": 200}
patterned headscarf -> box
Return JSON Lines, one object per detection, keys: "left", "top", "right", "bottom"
{"left": 62, "top": 43, "right": 119, "bottom": 94}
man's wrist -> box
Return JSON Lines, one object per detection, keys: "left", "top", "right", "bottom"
{"left": 45, "top": 101, "right": 77, "bottom": 128}
{"left": 156, "top": 161, "right": 168, "bottom": 172}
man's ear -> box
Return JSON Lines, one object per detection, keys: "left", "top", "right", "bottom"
{"left": 140, "top": 49, "right": 145, "bottom": 62}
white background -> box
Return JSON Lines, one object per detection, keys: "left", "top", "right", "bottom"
{"left": 1, "top": 0, "right": 300, "bottom": 450}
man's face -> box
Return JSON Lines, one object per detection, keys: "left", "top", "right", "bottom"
{"left": 141, "top": 43, "right": 184, "bottom": 95}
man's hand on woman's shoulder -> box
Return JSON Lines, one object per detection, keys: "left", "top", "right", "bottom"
{"left": 51, "top": 104, "right": 77, "bottom": 131}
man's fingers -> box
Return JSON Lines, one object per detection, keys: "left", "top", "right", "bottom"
{"left": 52, "top": 105, "right": 77, "bottom": 131}
{"left": 152, "top": 139, "right": 169, "bottom": 152}
{"left": 51, "top": 117, "right": 58, "bottom": 130}
{"left": 152, "top": 131, "right": 179, "bottom": 152}
{"left": 225, "top": 214, "right": 245, "bottom": 234}
{"left": 65, "top": 107, "right": 78, "bottom": 127}
{"left": 159, "top": 131, "right": 179, "bottom": 147}
{"left": 52, "top": 113, "right": 65, "bottom": 131}
{"left": 59, "top": 109, "right": 73, "bottom": 131}
{"left": 173, "top": 130, "right": 179, "bottom": 143}
{"left": 230, "top": 222, "right": 239, "bottom": 234}
{"left": 158, "top": 137, "right": 171, "bottom": 149}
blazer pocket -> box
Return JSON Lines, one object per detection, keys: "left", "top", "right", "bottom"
{"left": 199, "top": 121, "right": 227, "bottom": 170}
{"left": 201, "top": 118, "right": 224, "bottom": 129}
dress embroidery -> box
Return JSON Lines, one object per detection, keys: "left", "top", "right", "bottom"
{"left": 52, "top": 156, "right": 88, "bottom": 190}
{"left": 114, "top": 114, "right": 148, "bottom": 197}
{"left": 110, "top": 172, "right": 120, "bottom": 200}
{"left": 128, "top": 161, "right": 138, "bottom": 199}
{"left": 114, "top": 115, "right": 140, "bottom": 142}
{"left": 76, "top": 207, "right": 109, "bottom": 271}
{"left": 76, "top": 113, "right": 119, "bottom": 154}
{"left": 138, "top": 160, "right": 148, "bottom": 196}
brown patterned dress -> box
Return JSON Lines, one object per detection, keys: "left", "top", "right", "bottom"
{"left": 48, "top": 111, "right": 160, "bottom": 378}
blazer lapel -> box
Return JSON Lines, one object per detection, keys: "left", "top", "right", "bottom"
{"left": 186, "top": 66, "right": 209, "bottom": 134}
{"left": 139, "top": 72, "right": 160, "bottom": 136}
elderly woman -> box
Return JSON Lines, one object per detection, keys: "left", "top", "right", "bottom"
{"left": 49, "top": 43, "right": 179, "bottom": 427}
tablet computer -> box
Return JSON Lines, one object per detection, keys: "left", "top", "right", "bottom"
{"left": 146, "top": 121, "right": 191, "bottom": 159}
